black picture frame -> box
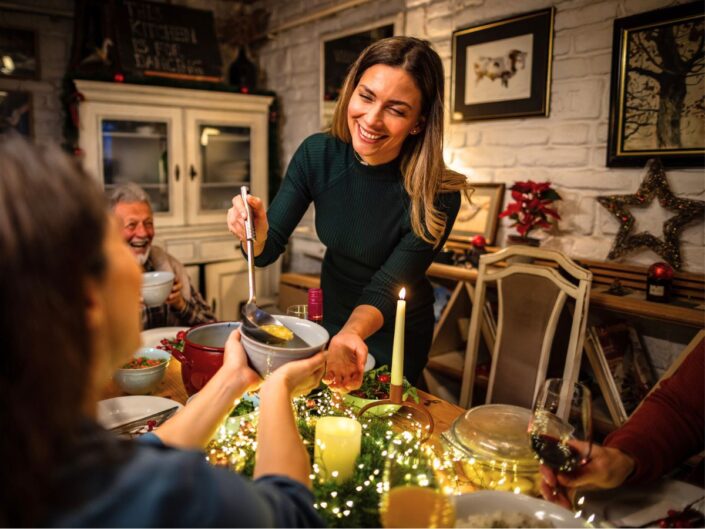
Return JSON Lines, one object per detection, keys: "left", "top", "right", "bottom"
{"left": 607, "top": 2, "right": 704, "bottom": 167}
{"left": 0, "top": 27, "right": 39, "bottom": 80}
{"left": 322, "top": 24, "right": 395, "bottom": 103}
{"left": 0, "top": 90, "right": 32, "bottom": 137}
{"left": 320, "top": 21, "right": 397, "bottom": 127}
{"left": 451, "top": 7, "right": 554, "bottom": 122}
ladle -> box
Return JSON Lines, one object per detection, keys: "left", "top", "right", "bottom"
{"left": 239, "top": 186, "right": 308, "bottom": 347}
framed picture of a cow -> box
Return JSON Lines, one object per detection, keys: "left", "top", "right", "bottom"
{"left": 451, "top": 7, "right": 554, "bottom": 121}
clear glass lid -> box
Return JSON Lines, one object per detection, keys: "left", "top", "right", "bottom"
{"left": 449, "top": 404, "right": 538, "bottom": 469}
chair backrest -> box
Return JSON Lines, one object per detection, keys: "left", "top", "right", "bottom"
{"left": 459, "top": 245, "right": 592, "bottom": 409}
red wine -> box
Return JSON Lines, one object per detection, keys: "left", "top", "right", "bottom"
{"left": 531, "top": 433, "right": 582, "bottom": 473}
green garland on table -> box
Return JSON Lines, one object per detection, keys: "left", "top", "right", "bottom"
{"left": 205, "top": 389, "right": 422, "bottom": 528}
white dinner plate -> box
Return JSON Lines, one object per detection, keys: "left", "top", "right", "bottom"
{"left": 96, "top": 395, "right": 183, "bottom": 430}
{"left": 365, "top": 353, "right": 376, "bottom": 372}
{"left": 140, "top": 326, "right": 189, "bottom": 349}
{"left": 453, "top": 490, "right": 588, "bottom": 528}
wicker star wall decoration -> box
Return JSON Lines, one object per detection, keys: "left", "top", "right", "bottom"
{"left": 597, "top": 158, "right": 705, "bottom": 270}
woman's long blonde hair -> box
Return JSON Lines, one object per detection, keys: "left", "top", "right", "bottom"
{"left": 330, "top": 36, "right": 469, "bottom": 247}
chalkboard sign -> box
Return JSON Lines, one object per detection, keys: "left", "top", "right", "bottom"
{"left": 114, "top": 0, "right": 222, "bottom": 82}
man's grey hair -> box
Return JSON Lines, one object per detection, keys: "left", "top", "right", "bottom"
{"left": 109, "top": 182, "right": 152, "bottom": 209}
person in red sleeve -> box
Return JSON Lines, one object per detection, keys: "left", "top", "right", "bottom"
{"left": 540, "top": 337, "right": 704, "bottom": 508}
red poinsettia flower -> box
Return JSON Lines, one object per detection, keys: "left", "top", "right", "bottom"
{"left": 498, "top": 180, "right": 562, "bottom": 239}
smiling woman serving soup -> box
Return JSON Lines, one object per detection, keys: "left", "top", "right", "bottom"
{"left": 0, "top": 133, "right": 325, "bottom": 527}
{"left": 228, "top": 37, "right": 470, "bottom": 391}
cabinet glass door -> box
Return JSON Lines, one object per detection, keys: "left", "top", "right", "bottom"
{"left": 101, "top": 119, "right": 170, "bottom": 212}
{"left": 83, "top": 103, "right": 183, "bottom": 228}
{"left": 185, "top": 108, "right": 267, "bottom": 225}
{"left": 197, "top": 124, "right": 251, "bottom": 212}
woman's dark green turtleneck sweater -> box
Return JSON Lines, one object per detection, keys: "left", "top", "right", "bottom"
{"left": 254, "top": 133, "right": 460, "bottom": 381}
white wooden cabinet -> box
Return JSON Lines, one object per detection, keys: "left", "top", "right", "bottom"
{"left": 204, "top": 260, "right": 277, "bottom": 321}
{"left": 204, "top": 260, "right": 250, "bottom": 322}
{"left": 76, "top": 80, "right": 278, "bottom": 310}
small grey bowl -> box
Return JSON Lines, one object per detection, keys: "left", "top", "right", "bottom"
{"left": 114, "top": 347, "right": 171, "bottom": 395}
{"left": 142, "top": 271, "right": 174, "bottom": 307}
{"left": 240, "top": 315, "right": 329, "bottom": 377}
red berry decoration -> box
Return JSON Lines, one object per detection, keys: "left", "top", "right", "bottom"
{"left": 176, "top": 331, "right": 186, "bottom": 340}
{"left": 377, "top": 374, "right": 391, "bottom": 384}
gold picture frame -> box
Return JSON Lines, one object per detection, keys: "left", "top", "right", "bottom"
{"left": 449, "top": 183, "right": 505, "bottom": 245}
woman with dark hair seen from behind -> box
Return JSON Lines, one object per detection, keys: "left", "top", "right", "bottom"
{"left": 228, "top": 37, "right": 469, "bottom": 391}
{"left": 0, "top": 132, "right": 325, "bottom": 527}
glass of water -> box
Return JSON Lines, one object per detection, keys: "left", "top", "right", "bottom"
{"left": 286, "top": 304, "right": 308, "bottom": 319}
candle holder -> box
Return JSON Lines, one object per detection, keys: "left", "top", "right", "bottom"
{"left": 357, "top": 383, "right": 435, "bottom": 442}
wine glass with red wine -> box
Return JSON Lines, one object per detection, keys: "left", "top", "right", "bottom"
{"left": 529, "top": 378, "right": 592, "bottom": 475}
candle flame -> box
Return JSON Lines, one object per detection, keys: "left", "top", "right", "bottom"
{"left": 399, "top": 287, "right": 406, "bottom": 300}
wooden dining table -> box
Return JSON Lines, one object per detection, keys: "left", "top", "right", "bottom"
{"left": 102, "top": 358, "right": 467, "bottom": 439}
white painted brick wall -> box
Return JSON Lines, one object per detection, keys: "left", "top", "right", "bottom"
{"left": 550, "top": 123, "right": 590, "bottom": 145}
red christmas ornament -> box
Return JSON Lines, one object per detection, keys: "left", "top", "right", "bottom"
{"left": 649, "top": 262, "right": 674, "bottom": 280}
{"left": 646, "top": 262, "right": 674, "bottom": 303}
{"left": 471, "top": 235, "right": 487, "bottom": 248}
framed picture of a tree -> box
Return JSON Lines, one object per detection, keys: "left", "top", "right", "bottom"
{"left": 607, "top": 2, "right": 704, "bottom": 167}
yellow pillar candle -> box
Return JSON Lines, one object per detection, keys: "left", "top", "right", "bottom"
{"left": 391, "top": 288, "right": 406, "bottom": 386}
{"left": 314, "top": 416, "right": 362, "bottom": 482}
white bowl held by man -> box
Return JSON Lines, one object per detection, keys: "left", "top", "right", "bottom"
{"left": 141, "top": 271, "right": 174, "bottom": 307}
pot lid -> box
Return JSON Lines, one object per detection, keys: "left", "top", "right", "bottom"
{"left": 449, "top": 404, "right": 538, "bottom": 469}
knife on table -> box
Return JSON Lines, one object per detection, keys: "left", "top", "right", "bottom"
{"left": 109, "top": 405, "right": 179, "bottom": 437}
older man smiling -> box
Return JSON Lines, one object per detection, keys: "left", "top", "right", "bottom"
{"left": 110, "top": 183, "right": 215, "bottom": 329}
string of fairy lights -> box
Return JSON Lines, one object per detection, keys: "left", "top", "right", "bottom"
{"left": 203, "top": 389, "right": 595, "bottom": 528}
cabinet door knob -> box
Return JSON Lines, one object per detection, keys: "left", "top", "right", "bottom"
{"left": 175, "top": 164, "right": 180, "bottom": 181}
{"left": 189, "top": 165, "right": 198, "bottom": 180}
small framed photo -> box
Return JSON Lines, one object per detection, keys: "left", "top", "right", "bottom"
{"left": 451, "top": 7, "right": 554, "bottom": 122}
{"left": 450, "top": 183, "right": 505, "bottom": 245}
{"left": 320, "top": 16, "right": 402, "bottom": 127}
{"left": 607, "top": 2, "right": 704, "bottom": 167}
{"left": 0, "top": 27, "right": 39, "bottom": 80}
{"left": 0, "top": 90, "right": 32, "bottom": 137}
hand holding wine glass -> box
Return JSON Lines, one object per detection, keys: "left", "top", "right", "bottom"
{"left": 529, "top": 378, "right": 592, "bottom": 477}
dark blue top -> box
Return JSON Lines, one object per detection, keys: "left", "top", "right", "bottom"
{"left": 48, "top": 425, "right": 324, "bottom": 528}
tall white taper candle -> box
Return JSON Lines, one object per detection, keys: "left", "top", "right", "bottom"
{"left": 391, "top": 287, "right": 406, "bottom": 386}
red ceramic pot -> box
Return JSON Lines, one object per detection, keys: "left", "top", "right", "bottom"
{"left": 168, "top": 322, "right": 240, "bottom": 396}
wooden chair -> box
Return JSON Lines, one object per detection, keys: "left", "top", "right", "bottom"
{"left": 459, "top": 245, "right": 592, "bottom": 409}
